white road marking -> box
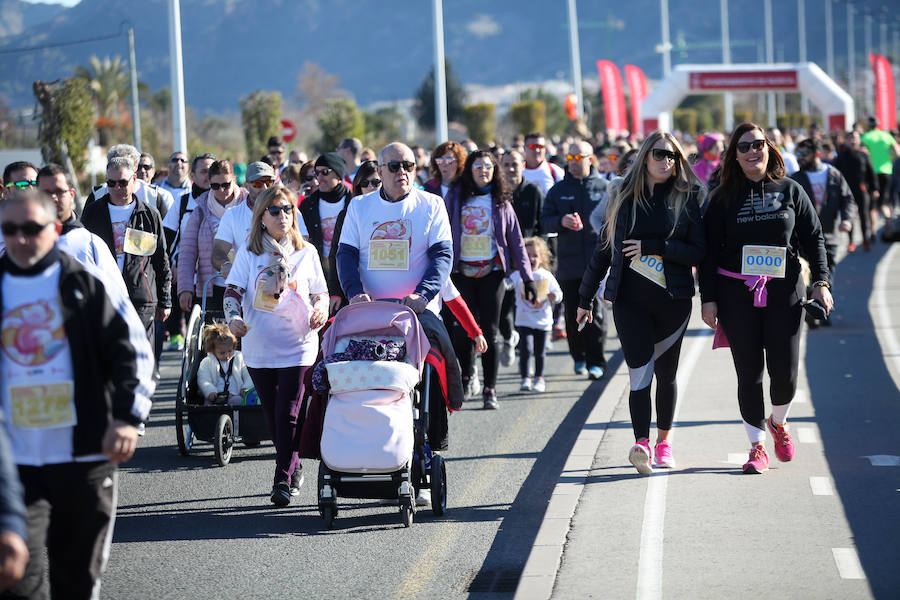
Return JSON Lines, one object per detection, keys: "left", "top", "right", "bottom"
{"left": 832, "top": 548, "right": 866, "bottom": 579}
{"left": 872, "top": 244, "right": 900, "bottom": 382}
{"left": 635, "top": 329, "right": 710, "bottom": 600}
{"left": 861, "top": 455, "right": 900, "bottom": 467}
{"left": 809, "top": 476, "right": 833, "bottom": 496}
{"left": 792, "top": 389, "right": 808, "bottom": 403}
{"left": 797, "top": 427, "right": 818, "bottom": 444}
{"left": 726, "top": 453, "right": 748, "bottom": 465}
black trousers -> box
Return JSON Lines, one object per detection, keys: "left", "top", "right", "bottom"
{"left": 716, "top": 276, "right": 802, "bottom": 431}
{"left": 2, "top": 461, "right": 117, "bottom": 600}
{"left": 450, "top": 270, "right": 506, "bottom": 389}
{"left": 498, "top": 288, "right": 515, "bottom": 340}
{"left": 560, "top": 278, "right": 607, "bottom": 368}
{"left": 517, "top": 326, "right": 549, "bottom": 378}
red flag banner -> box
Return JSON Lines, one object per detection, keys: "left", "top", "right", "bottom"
{"left": 624, "top": 65, "right": 648, "bottom": 135}
{"left": 596, "top": 60, "right": 628, "bottom": 133}
{"left": 870, "top": 54, "right": 897, "bottom": 131}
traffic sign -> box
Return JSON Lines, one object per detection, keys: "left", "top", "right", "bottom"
{"left": 281, "top": 119, "right": 297, "bottom": 143}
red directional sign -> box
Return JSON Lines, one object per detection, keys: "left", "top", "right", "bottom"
{"left": 281, "top": 119, "right": 297, "bottom": 143}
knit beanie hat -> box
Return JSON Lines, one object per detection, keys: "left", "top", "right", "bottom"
{"left": 315, "top": 152, "right": 346, "bottom": 175}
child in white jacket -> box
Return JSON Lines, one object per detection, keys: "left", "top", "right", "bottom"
{"left": 198, "top": 323, "right": 253, "bottom": 405}
{"left": 509, "top": 237, "right": 562, "bottom": 392}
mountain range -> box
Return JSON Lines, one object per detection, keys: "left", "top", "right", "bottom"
{"left": 0, "top": 0, "right": 844, "bottom": 113}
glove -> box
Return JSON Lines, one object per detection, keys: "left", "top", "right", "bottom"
{"left": 523, "top": 280, "right": 538, "bottom": 304}
{"left": 402, "top": 293, "right": 428, "bottom": 314}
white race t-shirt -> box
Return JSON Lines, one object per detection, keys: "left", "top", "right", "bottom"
{"left": 225, "top": 243, "right": 326, "bottom": 368}
{"left": 59, "top": 227, "right": 127, "bottom": 294}
{"left": 459, "top": 195, "right": 496, "bottom": 261}
{"left": 319, "top": 199, "right": 346, "bottom": 258}
{"left": 509, "top": 267, "right": 562, "bottom": 331}
{"left": 805, "top": 166, "right": 828, "bottom": 211}
{"left": 523, "top": 161, "right": 564, "bottom": 195}
{"left": 1, "top": 264, "right": 103, "bottom": 466}
{"left": 108, "top": 202, "right": 137, "bottom": 271}
{"left": 339, "top": 188, "right": 452, "bottom": 315}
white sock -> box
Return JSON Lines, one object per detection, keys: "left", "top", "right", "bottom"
{"left": 744, "top": 421, "right": 766, "bottom": 444}
{"left": 771, "top": 403, "right": 791, "bottom": 427}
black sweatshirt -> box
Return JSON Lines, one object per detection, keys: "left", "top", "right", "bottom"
{"left": 699, "top": 176, "right": 830, "bottom": 305}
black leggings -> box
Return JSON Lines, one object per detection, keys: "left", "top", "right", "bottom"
{"left": 716, "top": 277, "right": 802, "bottom": 433}
{"left": 450, "top": 270, "right": 505, "bottom": 389}
{"left": 517, "top": 326, "right": 549, "bottom": 378}
{"left": 614, "top": 274, "right": 691, "bottom": 441}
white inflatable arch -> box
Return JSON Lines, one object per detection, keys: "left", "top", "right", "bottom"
{"left": 641, "top": 62, "right": 855, "bottom": 134}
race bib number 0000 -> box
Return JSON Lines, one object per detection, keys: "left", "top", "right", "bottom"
{"left": 123, "top": 228, "right": 158, "bottom": 256}
{"left": 368, "top": 239, "right": 409, "bottom": 270}
{"left": 9, "top": 382, "right": 76, "bottom": 429}
{"left": 629, "top": 255, "right": 666, "bottom": 288}
{"left": 741, "top": 245, "right": 786, "bottom": 278}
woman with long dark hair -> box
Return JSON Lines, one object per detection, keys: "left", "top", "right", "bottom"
{"left": 699, "top": 122, "right": 833, "bottom": 474}
{"left": 577, "top": 131, "right": 706, "bottom": 474}
{"left": 443, "top": 150, "right": 535, "bottom": 409}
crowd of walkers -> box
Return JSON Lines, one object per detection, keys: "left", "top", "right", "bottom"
{"left": 1, "top": 114, "right": 898, "bottom": 596}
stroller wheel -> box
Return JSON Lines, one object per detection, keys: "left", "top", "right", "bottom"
{"left": 400, "top": 498, "right": 414, "bottom": 528}
{"left": 321, "top": 503, "right": 336, "bottom": 529}
{"left": 242, "top": 439, "right": 260, "bottom": 448}
{"left": 175, "top": 396, "right": 193, "bottom": 456}
{"left": 430, "top": 454, "right": 447, "bottom": 516}
{"left": 214, "top": 414, "right": 234, "bottom": 466}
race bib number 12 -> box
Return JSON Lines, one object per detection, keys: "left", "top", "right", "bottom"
{"left": 741, "top": 245, "right": 786, "bottom": 278}
{"left": 368, "top": 239, "right": 409, "bottom": 270}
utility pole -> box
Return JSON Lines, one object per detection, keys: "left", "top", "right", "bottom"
{"left": 432, "top": 0, "right": 447, "bottom": 144}
{"left": 825, "top": 0, "right": 835, "bottom": 77}
{"left": 798, "top": 0, "right": 810, "bottom": 116}
{"left": 848, "top": 1, "right": 856, "bottom": 111}
{"left": 721, "top": 0, "right": 733, "bottom": 132}
{"left": 864, "top": 7, "right": 873, "bottom": 117}
{"left": 764, "top": 0, "right": 776, "bottom": 127}
{"left": 660, "top": 0, "right": 671, "bottom": 77}
{"left": 127, "top": 26, "right": 141, "bottom": 151}
{"left": 167, "top": 0, "right": 187, "bottom": 154}
{"left": 567, "top": 0, "right": 584, "bottom": 121}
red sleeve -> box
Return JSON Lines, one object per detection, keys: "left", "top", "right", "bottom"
{"left": 446, "top": 296, "right": 482, "bottom": 339}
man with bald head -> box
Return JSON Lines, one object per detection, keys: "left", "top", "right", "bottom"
{"left": 541, "top": 140, "right": 609, "bottom": 380}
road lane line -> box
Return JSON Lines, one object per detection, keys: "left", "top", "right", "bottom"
{"left": 809, "top": 476, "right": 833, "bottom": 496}
{"left": 797, "top": 427, "right": 818, "bottom": 444}
{"left": 872, "top": 244, "right": 900, "bottom": 383}
{"left": 635, "top": 329, "right": 711, "bottom": 600}
{"left": 832, "top": 548, "right": 866, "bottom": 579}
{"left": 726, "top": 453, "right": 747, "bottom": 465}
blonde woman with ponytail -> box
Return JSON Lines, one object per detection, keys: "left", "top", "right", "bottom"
{"left": 576, "top": 131, "right": 706, "bottom": 475}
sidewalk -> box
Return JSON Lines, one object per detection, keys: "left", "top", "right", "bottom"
{"left": 514, "top": 241, "right": 900, "bottom": 600}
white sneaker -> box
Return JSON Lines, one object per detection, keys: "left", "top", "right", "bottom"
{"left": 136, "top": 423, "right": 146, "bottom": 436}
{"left": 533, "top": 377, "right": 546, "bottom": 392}
{"left": 520, "top": 377, "right": 533, "bottom": 391}
{"left": 470, "top": 374, "right": 482, "bottom": 397}
{"left": 545, "top": 335, "right": 554, "bottom": 353}
{"left": 500, "top": 341, "right": 514, "bottom": 367}
{"left": 415, "top": 488, "right": 432, "bottom": 507}
{"left": 509, "top": 329, "right": 520, "bottom": 350}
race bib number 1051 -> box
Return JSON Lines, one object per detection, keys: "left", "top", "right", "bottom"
{"left": 368, "top": 239, "right": 409, "bottom": 270}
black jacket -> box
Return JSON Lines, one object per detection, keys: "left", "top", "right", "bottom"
{"left": 578, "top": 179, "right": 706, "bottom": 308}
{"left": 299, "top": 183, "right": 353, "bottom": 298}
{"left": 833, "top": 147, "right": 876, "bottom": 203}
{"left": 790, "top": 166, "right": 854, "bottom": 244}
{"left": 0, "top": 250, "right": 155, "bottom": 457}
{"left": 540, "top": 169, "right": 609, "bottom": 280}
{"left": 510, "top": 179, "right": 544, "bottom": 238}
{"left": 81, "top": 194, "right": 171, "bottom": 322}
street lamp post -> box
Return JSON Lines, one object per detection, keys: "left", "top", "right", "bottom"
{"left": 764, "top": 0, "right": 776, "bottom": 126}
{"left": 567, "top": 0, "right": 584, "bottom": 121}
{"left": 847, "top": 1, "right": 856, "bottom": 111}
{"left": 127, "top": 27, "right": 141, "bottom": 151}
{"left": 167, "top": 0, "right": 187, "bottom": 154}
{"left": 432, "top": 0, "right": 448, "bottom": 144}
{"left": 660, "top": 0, "right": 671, "bottom": 77}
{"left": 864, "top": 7, "right": 873, "bottom": 117}
{"left": 721, "top": 0, "right": 733, "bottom": 132}
{"left": 825, "top": 0, "right": 835, "bottom": 78}
{"left": 798, "top": 0, "right": 810, "bottom": 116}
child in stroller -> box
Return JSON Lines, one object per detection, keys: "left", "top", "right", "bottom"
{"left": 197, "top": 323, "right": 253, "bottom": 406}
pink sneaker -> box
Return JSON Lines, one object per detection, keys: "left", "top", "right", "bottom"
{"left": 767, "top": 416, "right": 795, "bottom": 462}
{"left": 742, "top": 445, "right": 769, "bottom": 474}
{"left": 654, "top": 440, "right": 676, "bottom": 469}
{"left": 628, "top": 440, "right": 653, "bottom": 475}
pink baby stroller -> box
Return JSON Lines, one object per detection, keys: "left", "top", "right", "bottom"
{"left": 316, "top": 301, "right": 446, "bottom": 528}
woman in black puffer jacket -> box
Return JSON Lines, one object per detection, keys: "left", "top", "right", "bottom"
{"left": 577, "top": 130, "right": 706, "bottom": 475}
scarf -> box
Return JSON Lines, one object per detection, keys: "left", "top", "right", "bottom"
{"left": 205, "top": 188, "right": 241, "bottom": 220}
{"left": 261, "top": 233, "right": 294, "bottom": 298}
{"left": 318, "top": 183, "right": 348, "bottom": 204}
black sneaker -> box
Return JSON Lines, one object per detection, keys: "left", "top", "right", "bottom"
{"left": 483, "top": 388, "right": 499, "bottom": 410}
{"left": 290, "top": 466, "right": 304, "bottom": 496}
{"left": 270, "top": 481, "right": 291, "bottom": 506}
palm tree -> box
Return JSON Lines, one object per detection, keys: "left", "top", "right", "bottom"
{"left": 74, "top": 55, "right": 131, "bottom": 144}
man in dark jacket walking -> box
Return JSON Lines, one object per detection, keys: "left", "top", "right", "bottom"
{"left": 541, "top": 141, "right": 609, "bottom": 379}
{"left": 833, "top": 130, "right": 876, "bottom": 251}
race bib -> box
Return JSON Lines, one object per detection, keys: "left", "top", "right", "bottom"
{"left": 9, "top": 382, "right": 76, "bottom": 429}
{"left": 741, "top": 245, "right": 786, "bottom": 278}
{"left": 629, "top": 255, "right": 666, "bottom": 288}
{"left": 123, "top": 228, "right": 158, "bottom": 256}
{"left": 460, "top": 234, "right": 491, "bottom": 261}
{"left": 368, "top": 239, "right": 409, "bottom": 270}
{"left": 253, "top": 278, "right": 280, "bottom": 312}
{"left": 521, "top": 278, "right": 550, "bottom": 307}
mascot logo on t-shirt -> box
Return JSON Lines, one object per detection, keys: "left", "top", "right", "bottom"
{"left": 1, "top": 300, "right": 66, "bottom": 367}
{"left": 461, "top": 205, "right": 489, "bottom": 235}
{"left": 112, "top": 220, "right": 128, "bottom": 255}
{"left": 322, "top": 215, "right": 338, "bottom": 244}
{"left": 370, "top": 219, "right": 411, "bottom": 240}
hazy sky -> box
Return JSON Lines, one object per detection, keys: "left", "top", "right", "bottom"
{"left": 23, "top": 0, "right": 81, "bottom": 6}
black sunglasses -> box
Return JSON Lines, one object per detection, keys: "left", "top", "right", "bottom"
{"left": 107, "top": 179, "right": 130, "bottom": 188}
{"left": 736, "top": 140, "right": 766, "bottom": 154}
{"left": 136, "top": 163, "right": 154, "bottom": 171}
{"left": 265, "top": 205, "right": 293, "bottom": 216}
{"left": 1, "top": 221, "right": 51, "bottom": 237}
{"left": 314, "top": 167, "right": 333, "bottom": 177}
{"left": 302, "top": 175, "right": 316, "bottom": 182}
{"left": 209, "top": 181, "right": 232, "bottom": 190}
{"left": 382, "top": 160, "right": 416, "bottom": 173}
{"left": 4, "top": 180, "right": 37, "bottom": 189}
{"left": 360, "top": 178, "right": 382, "bottom": 188}
{"left": 650, "top": 149, "right": 677, "bottom": 162}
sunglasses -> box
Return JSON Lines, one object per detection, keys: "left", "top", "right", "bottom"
{"left": 650, "top": 149, "right": 677, "bottom": 162}
{"left": 472, "top": 162, "right": 494, "bottom": 170}
{"left": 1, "top": 220, "right": 51, "bottom": 237}
{"left": 566, "top": 154, "right": 586, "bottom": 161}
{"left": 314, "top": 167, "right": 333, "bottom": 177}
{"left": 435, "top": 157, "right": 457, "bottom": 165}
{"left": 736, "top": 140, "right": 766, "bottom": 154}
{"left": 209, "top": 181, "right": 232, "bottom": 190}
{"left": 169, "top": 157, "right": 188, "bottom": 164}
{"left": 136, "top": 164, "right": 153, "bottom": 171}
{"left": 265, "top": 205, "right": 293, "bottom": 216}
{"left": 250, "top": 179, "right": 274, "bottom": 188}
{"left": 382, "top": 161, "right": 416, "bottom": 173}
{"left": 4, "top": 180, "right": 37, "bottom": 189}
{"left": 527, "top": 143, "right": 545, "bottom": 150}
{"left": 796, "top": 149, "right": 813, "bottom": 157}
{"left": 360, "top": 178, "right": 382, "bottom": 188}
{"left": 302, "top": 175, "right": 316, "bottom": 182}
{"left": 107, "top": 179, "right": 131, "bottom": 188}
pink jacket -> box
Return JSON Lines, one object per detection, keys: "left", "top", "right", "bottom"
{"left": 178, "top": 187, "right": 249, "bottom": 297}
